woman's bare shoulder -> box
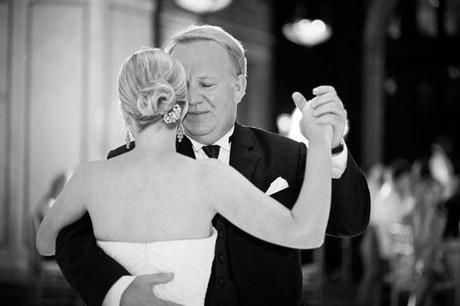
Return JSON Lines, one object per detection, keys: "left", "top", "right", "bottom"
{"left": 68, "top": 160, "right": 112, "bottom": 186}
{"left": 75, "top": 160, "right": 108, "bottom": 174}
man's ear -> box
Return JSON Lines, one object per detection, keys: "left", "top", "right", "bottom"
{"left": 233, "top": 74, "right": 247, "bottom": 104}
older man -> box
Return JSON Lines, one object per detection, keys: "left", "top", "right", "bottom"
{"left": 56, "top": 25, "right": 370, "bottom": 306}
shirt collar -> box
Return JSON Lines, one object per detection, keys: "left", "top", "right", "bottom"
{"left": 189, "top": 126, "right": 234, "bottom": 153}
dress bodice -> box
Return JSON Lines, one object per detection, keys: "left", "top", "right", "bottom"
{"left": 97, "top": 228, "right": 217, "bottom": 306}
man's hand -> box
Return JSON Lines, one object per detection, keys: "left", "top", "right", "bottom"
{"left": 309, "top": 86, "right": 347, "bottom": 148}
{"left": 120, "top": 273, "right": 182, "bottom": 306}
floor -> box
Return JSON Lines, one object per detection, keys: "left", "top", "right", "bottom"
{"left": 0, "top": 282, "right": 83, "bottom": 306}
{"left": 0, "top": 279, "right": 456, "bottom": 306}
{"left": 0, "top": 279, "right": 361, "bottom": 306}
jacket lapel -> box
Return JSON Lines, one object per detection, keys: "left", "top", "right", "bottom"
{"left": 229, "top": 123, "right": 260, "bottom": 181}
{"left": 176, "top": 136, "right": 196, "bottom": 159}
{"left": 176, "top": 124, "right": 260, "bottom": 181}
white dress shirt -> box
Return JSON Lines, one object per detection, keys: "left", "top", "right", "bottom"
{"left": 188, "top": 126, "right": 233, "bottom": 164}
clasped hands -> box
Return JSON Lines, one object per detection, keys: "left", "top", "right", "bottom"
{"left": 292, "top": 85, "right": 347, "bottom": 149}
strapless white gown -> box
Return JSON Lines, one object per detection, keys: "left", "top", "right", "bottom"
{"left": 97, "top": 228, "right": 217, "bottom": 306}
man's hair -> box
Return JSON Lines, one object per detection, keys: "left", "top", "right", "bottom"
{"left": 164, "top": 25, "right": 247, "bottom": 77}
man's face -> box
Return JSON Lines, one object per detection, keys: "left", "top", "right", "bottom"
{"left": 171, "top": 40, "right": 245, "bottom": 145}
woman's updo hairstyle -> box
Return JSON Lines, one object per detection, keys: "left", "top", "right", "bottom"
{"left": 118, "top": 47, "right": 187, "bottom": 131}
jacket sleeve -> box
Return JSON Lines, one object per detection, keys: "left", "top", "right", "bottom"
{"left": 327, "top": 153, "right": 370, "bottom": 237}
{"left": 297, "top": 143, "right": 370, "bottom": 237}
{"left": 55, "top": 147, "right": 131, "bottom": 306}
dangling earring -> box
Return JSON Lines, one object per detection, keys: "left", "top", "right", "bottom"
{"left": 125, "top": 129, "right": 131, "bottom": 149}
{"left": 176, "top": 121, "right": 184, "bottom": 143}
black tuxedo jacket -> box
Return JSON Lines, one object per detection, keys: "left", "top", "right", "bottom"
{"left": 55, "top": 123, "right": 370, "bottom": 306}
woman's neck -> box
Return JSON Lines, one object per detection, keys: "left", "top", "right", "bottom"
{"left": 133, "top": 124, "right": 177, "bottom": 155}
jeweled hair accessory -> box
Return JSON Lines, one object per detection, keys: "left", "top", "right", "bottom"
{"left": 163, "top": 104, "right": 182, "bottom": 124}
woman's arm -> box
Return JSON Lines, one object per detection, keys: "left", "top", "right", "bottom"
{"left": 36, "top": 164, "right": 90, "bottom": 256}
{"left": 205, "top": 101, "right": 332, "bottom": 249}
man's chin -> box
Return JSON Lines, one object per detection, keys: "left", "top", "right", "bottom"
{"left": 184, "top": 120, "right": 212, "bottom": 134}
{"left": 184, "top": 127, "right": 220, "bottom": 144}
{"left": 185, "top": 126, "right": 211, "bottom": 137}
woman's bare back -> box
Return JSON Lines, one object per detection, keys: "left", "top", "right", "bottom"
{"left": 85, "top": 151, "right": 215, "bottom": 243}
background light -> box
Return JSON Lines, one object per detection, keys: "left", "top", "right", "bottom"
{"left": 283, "top": 18, "right": 332, "bottom": 47}
{"left": 175, "top": 0, "right": 232, "bottom": 14}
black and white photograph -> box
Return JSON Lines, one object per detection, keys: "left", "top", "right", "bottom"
{"left": 0, "top": 0, "right": 459, "bottom": 305}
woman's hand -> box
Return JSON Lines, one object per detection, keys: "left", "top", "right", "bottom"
{"left": 292, "top": 92, "right": 333, "bottom": 146}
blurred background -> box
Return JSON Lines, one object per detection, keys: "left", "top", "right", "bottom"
{"left": 0, "top": 0, "right": 459, "bottom": 305}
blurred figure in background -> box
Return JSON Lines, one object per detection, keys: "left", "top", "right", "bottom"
{"left": 358, "top": 159, "right": 413, "bottom": 305}
{"left": 28, "top": 170, "right": 79, "bottom": 306}
{"left": 367, "top": 163, "right": 387, "bottom": 204}
{"left": 404, "top": 159, "right": 447, "bottom": 306}
{"left": 31, "top": 170, "right": 74, "bottom": 262}
{"left": 372, "top": 159, "right": 415, "bottom": 261}
{"left": 33, "top": 170, "right": 73, "bottom": 222}
{"left": 429, "top": 141, "right": 456, "bottom": 200}
{"left": 427, "top": 137, "right": 460, "bottom": 238}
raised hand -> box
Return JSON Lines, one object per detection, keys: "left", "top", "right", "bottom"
{"left": 292, "top": 92, "right": 333, "bottom": 146}
{"left": 309, "top": 86, "right": 347, "bottom": 148}
{"left": 120, "top": 273, "right": 183, "bottom": 306}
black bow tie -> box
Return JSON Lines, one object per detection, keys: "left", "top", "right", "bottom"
{"left": 202, "top": 145, "right": 220, "bottom": 159}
